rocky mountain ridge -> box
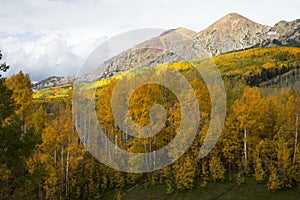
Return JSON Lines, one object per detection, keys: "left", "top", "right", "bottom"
{"left": 37, "top": 13, "right": 300, "bottom": 89}
{"left": 83, "top": 13, "right": 300, "bottom": 82}
{"left": 33, "top": 76, "right": 74, "bottom": 90}
{"left": 255, "top": 19, "right": 300, "bottom": 48}
{"left": 194, "top": 13, "right": 271, "bottom": 55}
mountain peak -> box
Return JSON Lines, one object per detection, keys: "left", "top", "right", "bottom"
{"left": 194, "top": 12, "right": 270, "bottom": 55}
{"left": 208, "top": 13, "right": 256, "bottom": 30}
{"left": 160, "top": 27, "right": 196, "bottom": 37}
{"left": 174, "top": 27, "right": 197, "bottom": 37}
{"left": 222, "top": 12, "right": 248, "bottom": 20}
{"left": 33, "top": 76, "right": 74, "bottom": 90}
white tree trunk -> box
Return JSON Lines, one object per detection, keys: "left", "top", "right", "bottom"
{"left": 61, "top": 145, "right": 64, "bottom": 172}
{"left": 115, "top": 134, "right": 118, "bottom": 152}
{"left": 54, "top": 144, "right": 57, "bottom": 167}
{"left": 65, "top": 145, "right": 70, "bottom": 199}
{"left": 244, "top": 126, "right": 247, "bottom": 163}
{"left": 293, "top": 113, "right": 298, "bottom": 165}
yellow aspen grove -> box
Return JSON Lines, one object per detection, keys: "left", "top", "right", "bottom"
{"left": 267, "top": 165, "right": 282, "bottom": 191}
{"left": 209, "top": 151, "right": 226, "bottom": 182}
{"left": 5, "top": 71, "right": 33, "bottom": 134}
{"left": 2, "top": 46, "right": 300, "bottom": 197}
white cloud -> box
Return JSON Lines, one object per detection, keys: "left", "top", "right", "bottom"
{"left": 0, "top": 32, "right": 106, "bottom": 81}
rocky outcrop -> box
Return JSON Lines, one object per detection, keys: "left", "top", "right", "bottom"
{"left": 41, "top": 13, "right": 300, "bottom": 86}
{"left": 81, "top": 27, "right": 205, "bottom": 82}
{"left": 255, "top": 19, "right": 300, "bottom": 48}
{"left": 194, "top": 13, "right": 270, "bottom": 56}
{"left": 86, "top": 13, "right": 284, "bottom": 81}
{"left": 33, "top": 76, "right": 74, "bottom": 90}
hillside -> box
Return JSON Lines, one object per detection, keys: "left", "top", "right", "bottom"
{"left": 194, "top": 13, "right": 270, "bottom": 56}
{"left": 3, "top": 10, "right": 300, "bottom": 200}
{"left": 106, "top": 178, "right": 300, "bottom": 200}
{"left": 33, "top": 76, "right": 74, "bottom": 90}
{"left": 33, "top": 13, "right": 299, "bottom": 87}
{"left": 4, "top": 46, "right": 300, "bottom": 200}
{"left": 33, "top": 46, "right": 300, "bottom": 99}
{"left": 256, "top": 19, "right": 300, "bottom": 48}
{"left": 72, "top": 46, "right": 300, "bottom": 199}
{"left": 80, "top": 27, "right": 203, "bottom": 82}
{"left": 88, "top": 13, "right": 300, "bottom": 82}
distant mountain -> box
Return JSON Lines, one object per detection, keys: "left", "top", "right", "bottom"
{"left": 33, "top": 76, "right": 74, "bottom": 90}
{"left": 81, "top": 27, "right": 203, "bottom": 82}
{"left": 84, "top": 13, "right": 299, "bottom": 81}
{"left": 195, "top": 13, "right": 300, "bottom": 54}
{"left": 255, "top": 19, "right": 300, "bottom": 48}
{"left": 194, "top": 13, "right": 270, "bottom": 55}
{"left": 37, "top": 13, "right": 300, "bottom": 88}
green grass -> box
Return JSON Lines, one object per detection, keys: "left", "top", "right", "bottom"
{"left": 102, "top": 178, "right": 300, "bottom": 200}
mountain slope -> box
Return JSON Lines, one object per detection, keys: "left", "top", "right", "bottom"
{"left": 86, "top": 13, "right": 299, "bottom": 82}
{"left": 82, "top": 27, "right": 204, "bottom": 81}
{"left": 194, "top": 13, "right": 270, "bottom": 56}
{"left": 256, "top": 19, "right": 300, "bottom": 48}
{"left": 33, "top": 76, "right": 74, "bottom": 90}
{"left": 37, "top": 13, "right": 300, "bottom": 87}
{"left": 34, "top": 47, "right": 300, "bottom": 99}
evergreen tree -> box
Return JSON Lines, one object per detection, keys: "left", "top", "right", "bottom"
{"left": 0, "top": 51, "right": 38, "bottom": 199}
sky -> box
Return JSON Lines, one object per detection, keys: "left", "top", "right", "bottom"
{"left": 0, "top": 0, "right": 299, "bottom": 82}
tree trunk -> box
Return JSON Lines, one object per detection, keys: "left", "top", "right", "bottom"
{"left": 61, "top": 145, "right": 64, "bottom": 172}
{"left": 39, "top": 180, "right": 43, "bottom": 200}
{"left": 228, "top": 162, "right": 232, "bottom": 180}
{"left": 54, "top": 143, "right": 57, "bottom": 167}
{"left": 244, "top": 126, "right": 247, "bottom": 163}
{"left": 115, "top": 134, "right": 118, "bottom": 151}
{"left": 65, "top": 145, "right": 70, "bottom": 199}
{"left": 60, "top": 145, "right": 64, "bottom": 199}
{"left": 293, "top": 113, "right": 298, "bottom": 166}
{"left": 145, "top": 143, "right": 148, "bottom": 170}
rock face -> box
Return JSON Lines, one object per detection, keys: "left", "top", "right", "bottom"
{"left": 33, "top": 76, "right": 74, "bottom": 90}
{"left": 39, "top": 13, "right": 300, "bottom": 87}
{"left": 274, "top": 19, "right": 300, "bottom": 46}
{"left": 81, "top": 27, "right": 204, "bottom": 81}
{"left": 255, "top": 19, "right": 300, "bottom": 48}
{"left": 88, "top": 13, "right": 299, "bottom": 81}
{"left": 194, "top": 13, "right": 270, "bottom": 56}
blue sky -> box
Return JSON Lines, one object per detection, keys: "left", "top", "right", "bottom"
{"left": 0, "top": 0, "right": 299, "bottom": 81}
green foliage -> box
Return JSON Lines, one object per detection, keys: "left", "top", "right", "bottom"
{"left": 0, "top": 57, "right": 40, "bottom": 199}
